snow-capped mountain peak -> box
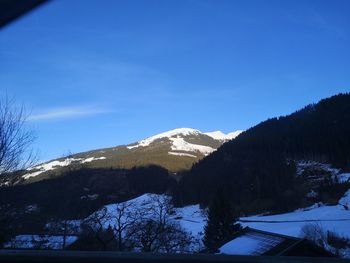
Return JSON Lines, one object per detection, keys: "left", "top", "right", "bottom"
{"left": 127, "top": 128, "right": 201, "bottom": 149}
{"left": 204, "top": 130, "right": 243, "bottom": 141}
{"left": 127, "top": 128, "right": 242, "bottom": 150}
{"left": 227, "top": 130, "right": 244, "bottom": 139}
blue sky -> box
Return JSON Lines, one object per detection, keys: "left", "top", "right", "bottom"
{"left": 1, "top": 0, "right": 349, "bottom": 161}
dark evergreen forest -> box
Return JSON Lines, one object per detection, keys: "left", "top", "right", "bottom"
{"left": 173, "top": 93, "right": 350, "bottom": 213}
{"left": 0, "top": 165, "right": 175, "bottom": 220}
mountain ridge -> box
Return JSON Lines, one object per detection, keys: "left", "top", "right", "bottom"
{"left": 1, "top": 128, "right": 242, "bottom": 186}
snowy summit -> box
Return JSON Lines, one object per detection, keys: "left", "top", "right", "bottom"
{"left": 127, "top": 128, "right": 242, "bottom": 150}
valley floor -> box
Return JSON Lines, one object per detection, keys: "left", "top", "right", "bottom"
{"left": 5, "top": 182, "right": 350, "bottom": 257}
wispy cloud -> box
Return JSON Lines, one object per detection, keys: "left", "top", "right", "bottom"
{"left": 27, "top": 106, "right": 110, "bottom": 121}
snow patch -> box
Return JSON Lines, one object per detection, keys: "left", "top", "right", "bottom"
{"left": 81, "top": 157, "right": 106, "bottom": 163}
{"left": 22, "top": 156, "right": 106, "bottom": 179}
{"left": 204, "top": 130, "right": 243, "bottom": 141}
{"left": 168, "top": 152, "right": 197, "bottom": 158}
{"left": 337, "top": 173, "right": 350, "bottom": 184}
{"left": 127, "top": 128, "right": 201, "bottom": 149}
{"left": 169, "top": 137, "right": 215, "bottom": 155}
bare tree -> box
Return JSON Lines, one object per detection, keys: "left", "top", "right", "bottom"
{"left": 149, "top": 194, "right": 173, "bottom": 226}
{"left": 74, "top": 195, "right": 196, "bottom": 252}
{"left": 46, "top": 218, "right": 80, "bottom": 249}
{"left": 110, "top": 200, "right": 142, "bottom": 251}
{"left": 79, "top": 207, "right": 116, "bottom": 250}
{"left": 31, "top": 234, "right": 50, "bottom": 249}
{"left": 301, "top": 223, "right": 327, "bottom": 249}
{"left": 129, "top": 218, "right": 194, "bottom": 253}
{"left": 0, "top": 96, "right": 36, "bottom": 175}
{"left": 127, "top": 195, "right": 196, "bottom": 253}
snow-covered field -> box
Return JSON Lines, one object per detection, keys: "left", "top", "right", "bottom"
{"left": 240, "top": 196, "right": 350, "bottom": 238}
{"left": 89, "top": 193, "right": 206, "bottom": 239}
{"left": 236, "top": 188, "right": 350, "bottom": 257}
{"left": 86, "top": 186, "right": 350, "bottom": 255}
{"left": 4, "top": 235, "right": 78, "bottom": 249}
{"left": 118, "top": 186, "right": 350, "bottom": 256}
{"left": 237, "top": 167, "right": 350, "bottom": 240}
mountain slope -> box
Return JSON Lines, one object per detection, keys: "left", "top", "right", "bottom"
{"left": 1, "top": 128, "right": 242, "bottom": 185}
{"left": 174, "top": 93, "right": 350, "bottom": 213}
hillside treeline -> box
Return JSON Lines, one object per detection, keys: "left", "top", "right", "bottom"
{"left": 173, "top": 93, "right": 350, "bottom": 213}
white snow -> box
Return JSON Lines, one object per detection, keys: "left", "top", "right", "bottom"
{"left": 306, "top": 190, "right": 318, "bottom": 198}
{"left": 173, "top": 204, "right": 206, "bottom": 238}
{"left": 239, "top": 201, "right": 350, "bottom": 239}
{"left": 227, "top": 130, "right": 244, "bottom": 139}
{"left": 22, "top": 170, "right": 43, "bottom": 180}
{"left": 127, "top": 128, "right": 242, "bottom": 151}
{"left": 81, "top": 157, "right": 106, "bottom": 163}
{"left": 9, "top": 187, "right": 350, "bottom": 254}
{"left": 87, "top": 193, "right": 205, "bottom": 243}
{"left": 168, "top": 152, "right": 197, "bottom": 158}
{"left": 296, "top": 161, "right": 350, "bottom": 186}
{"left": 4, "top": 235, "right": 78, "bottom": 249}
{"left": 204, "top": 130, "right": 243, "bottom": 141}
{"left": 219, "top": 232, "right": 284, "bottom": 255}
{"left": 127, "top": 128, "right": 201, "bottom": 149}
{"left": 339, "top": 189, "right": 350, "bottom": 208}
{"left": 238, "top": 201, "right": 350, "bottom": 258}
{"left": 214, "top": 185, "right": 346, "bottom": 258}
{"left": 337, "top": 173, "right": 350, "bottom": 183}
{"left": 86, "top": 186, "right": 350, "bottom": 251}
{"left": 169, "top": 137, "right": 215, "bottom": 155}
{"left": 296, "top": 160, "right": 341, "bottom": 177}
{"left": 22, "top": 156, "right": 106, "bottom": 180}
{"left": 203, "top": 131, "right": 226, "bottom": 140}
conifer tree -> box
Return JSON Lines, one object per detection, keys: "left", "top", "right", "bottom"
{"left": 203, "top": 189, "right": 241, "bottom": 252}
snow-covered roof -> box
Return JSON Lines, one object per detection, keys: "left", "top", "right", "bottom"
{"left": 219, "top": 227, "right": 299, "bottom": 256}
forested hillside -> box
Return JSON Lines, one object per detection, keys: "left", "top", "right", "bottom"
{"left": 173, "top": 93, "right": 350, "bottom": 214}
{"left": 0, "top": 165, "right": 175, "bottom": 236}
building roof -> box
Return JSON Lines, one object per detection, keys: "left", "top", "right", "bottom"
{"left": 219, "top": 227, "right": 334, "bottom": 257}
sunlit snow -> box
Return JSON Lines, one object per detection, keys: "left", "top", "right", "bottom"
{"left": 168, "top": 152, "right": 197, "bottom": 158}
{"left": 169, "top": 137, "right": 215, "bottom": 155}
{"left": 22, "top": 157, "right": 106, "bottom": 179}
{"left": 204, "top": 130, "right": 243, "bottom": 141}
{"left": 127, "top": 128, "right": 242, "bottom": 152}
